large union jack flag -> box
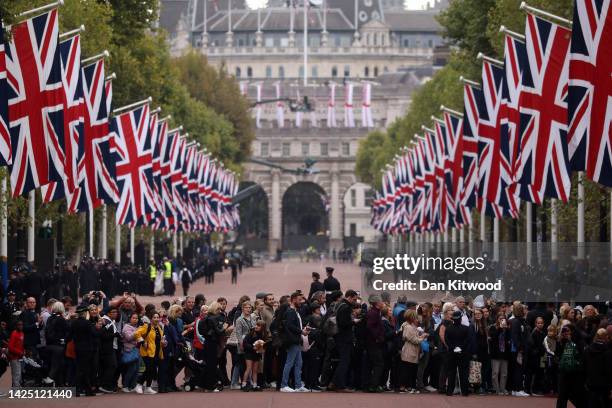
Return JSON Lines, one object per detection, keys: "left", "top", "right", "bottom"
{"left": 442, "top": 111, "right": 466, "bottom": 227}
{"left": 568, "top": 0, "right": 612, "bottom": 186}
{"left": 41, "top": 34, "right": 84, "bottom": 203}
{"left": 514, "top": 14, "right": 572, "bottom": 203}
{"left": 477, "top": 60, "right": 519, "bottom": 218}
{"left": 112, "top": 104, "right": 156, "bottom": 226}
{"left": 71, "top": 59, "right": 118, "bottom": 212}
{"left": 0, "top": 24, "right": 11, "bottom": 166}
{"left": 461, "top": 83, "right": 481, "bottom": 212}
{"left": 160, "top": 128, "right": 179, "bottom": 230}
{"left": 5, "top": 10, "right": 65, "bottom": 197}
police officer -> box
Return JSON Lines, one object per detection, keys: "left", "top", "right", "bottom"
{"left": 163, "top": 257, "right": 174, "bottom": 295}
{"left": 148, "top": 260, "right": 157, "bottom": 296}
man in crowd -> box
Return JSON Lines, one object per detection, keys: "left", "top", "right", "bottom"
{"left": 323, "top": 267, "right": 341, "bottom": 293}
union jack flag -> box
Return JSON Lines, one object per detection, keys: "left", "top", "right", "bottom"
{"left": 149, "top": 113, "right": 166, "bottom": 224}
{"left": 477, "top": 60, "right": 519, "bottom": 218}
{"left": 112, "top": 104, "right": 156, "bottom": 226}
{"left": 568, "top": 0, "right": 612, "bottom": 186}
{"left": 461, "top": 83, "right": 481, "bottom": 211}
{"left": 5, "top": 10, "right": 65, "bottom": 197}
{"left": 41, "top": 34, "right": 84, "bottom": 203}
{"left": 159, "top": 128, "right": 179, "bottom": 230}
{"left": 72, "top": 59, "right": 118, "bottom": 212}
{"left": 442, "top": 111, "right": 466, "bottom": 226}
{"left": 432, "top": 121, "right": 451, "bottom": 231}
{"left": 0, "top": 24, "right": 11, "bottom": 166}
{"left": 515, "top": 14, "right": 572, "bottom": 203}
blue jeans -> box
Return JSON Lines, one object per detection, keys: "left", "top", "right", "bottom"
{"left": 281, "top": 345, "right": 303, "bottom": 389}
{"left": 122, "top": 359, "right": 140, "bottom": 390}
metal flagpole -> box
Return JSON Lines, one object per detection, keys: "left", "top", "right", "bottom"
{"left": 115, "top": 222, "right": 121, "bottom": 264}
{"left": 172, "top": 232, "right": 178, "bottom": 258}
{"left": 150, "top": 233, "right": 155, "bottom": 261}
{"left": 101, "top": 205, "right": 107, "bottom": 259}
{"left": 526, "top": 202, "right": 532, "bottom": 265}
{"left": 303, "top": 0, "right": 308, "bottom": 87}
{"left": 17, "top": 0, "right": 64, "bottom": 18}
{"left": 1, "top": 177, "right": 7, "bottom": 291}
{"left": 27, "top": 190, "right": 35, "bottom": 263}
{"left": 129, "top": 228, "right": 135, "bottom": 264}
{"left": 577, "top": 172, "right": 585, "bottom": 259}
{"left": 88, "top": 209, "right": 94, "bottom": 257}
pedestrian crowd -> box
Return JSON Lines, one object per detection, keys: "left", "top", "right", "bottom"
{"left": 0, "top": 265, "right": 610, "bottom": 408}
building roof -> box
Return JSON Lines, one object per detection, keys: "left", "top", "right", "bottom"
{"left": 383, "top": 11, "right": 442, "bottom": 32}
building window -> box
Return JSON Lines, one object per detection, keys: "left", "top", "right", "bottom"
{"left": 331, "top": 66, "right": 338, "bottom": 77}
{"left": 344, "top": 65, "right": 350, "bottom": 77}
{"left": 374, "top": 66, "right": 379, "bottom": 76}
{"left": 265, "top": 65, "right": 272, "bottom": 78}
{"left": 320, "top": 142, "right": 328, "bottom": 156}
{"left": 299, "top": 65, "right": 304, "bottom": 78}
{"left": 265, "top": 37, "right": 274, "bottom": 47}
{"left": 311, "top": 65, "right": 318, "bottom": 78}
{"left": 342, "top": 142, "right": 350, "bottom": 156}
{"left": 235, "top": 67, "right": 241, "bottom": 77}
{"left": 247, "top": 66, "right": 253, "bottom": 78}
{"left": 364, "top": 66, "right": 369, "bottom": 77}
{"left": 278, "top": 66, "right": 285, "bottom": 78}
{"left": 365, "top": 189, "right": 375, "bottom": 206}
{"left": 301, "top": 142, "right": 309, "bottom": 155}
{"left": 280, "top": 37, "right": 289, "bottom": 47}
{"left": 282, "top": 142, "right": 291, "bottom": 156}
{"left": 350, "top": 223, "right": 357, "bottom": 237}
{"left": 350, "top": 189, "right": 357, "bottom": 207}
{"left": 260, "top": 142, "right": 269, "bottom": 156}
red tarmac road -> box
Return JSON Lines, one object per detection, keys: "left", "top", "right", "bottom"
{"left": 1, "top": 259, "right": 559, "bottom": 407}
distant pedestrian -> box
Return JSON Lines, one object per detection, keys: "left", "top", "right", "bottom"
{"left": 179, "top": 266, "right": 192, "bottom": 296}
{"left": 323, "top": 267, "right": 340, "bottom": 293}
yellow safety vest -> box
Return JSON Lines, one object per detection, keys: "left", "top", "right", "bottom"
{"left": 164, "top": 261, "right": 172, "bottom": 279}
{"left": 149, "top": 265, "right": 157, "bottom": 280}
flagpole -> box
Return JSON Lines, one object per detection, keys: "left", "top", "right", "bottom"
{"left": 27, "top": 190, "right": 35, "bottom": 263}
{"left": 550, "top": 198, "right": 558, "bottom": 261}
{"left": 1, "top": 176, "right": 8, "bottom": 292}
{"left": 88, "top": 209, "right": 94, "bottom": 258}
{"left": 519, "top": 2, "right": 573, "bottom": 26}
{"left": 59, "top": 24, "right": 85, "bottom": 39}
{"left": 172, "top": 232, "right": 178, "bottom": 258}
{"left": 577, "top": 172, "right": 585, "bottom": 260}
{"left": 129, "top": 228, "right": 135, "bottom": 264}
{"left": 101, "top": 205, "right": 107, "bottom": 259}
{"left": 526, "top": 202, "right": 532, "bottom": 266}
{"left": 81, "top": 50, "right": 109, "bottom": 66}
{"left": 18, "top": 0, "right": 64, "bottom": 18}
{"left": 115, "top": 222, "right": 121, "bottom": 264}
{"left": 112, "top": 97, "right": 152, "bottom": 116}
{"left": 150, "top": 232, "right": 155, "bottom": 261}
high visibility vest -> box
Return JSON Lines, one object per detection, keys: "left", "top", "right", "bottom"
{"left": 164, "top": 261, "right": 172, "bottom": 279}
{"left": 149, "top": 265, "right": 157, "bottom": 280}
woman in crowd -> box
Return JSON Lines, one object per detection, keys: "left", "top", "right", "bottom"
{"left": 8, "top": 320, "right": 24, "bottom": 387}
{"left": 510, "top": 302, "right": 530, "bottom": 397}
{"left": 134, "top": 311, "right": 165, "bottom": 395}
{"left": 470, "top": 308, "right": 490, "bottom": 394}
{"left": 200, "top": 301, "right": 227, "bottom": 391}
{"left": 489, "top": 312, "right": 510, "bottom": 395}
{"left": 241, "top": 320, "right": 267, "bottom": 391}
{"left": 45, "top": 301, "right": 68, "bottom": 386}
{"left": 399, "top": 309, "right": 427, "bottom": 394}
{"left": 233, "top": 301, "right": 257, "bottom": 388}
{"left": 436, "top": 302, "right": 454, "bottom": 394}
{"left": 445, "top": 311, "right": 470, "bottom": 396}
{"left": 121, "top": 312, "right": 141, "bottom": 392}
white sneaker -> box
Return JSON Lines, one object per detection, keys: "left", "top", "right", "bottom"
{"left": 280, "top": 386, "right": 295, "bottom": 393}
{"left": 144, "top": 387, "right": 157, "bottom": 395}
{"left": 121, "top": 387, "right": 132, "bottom": 393}
{"left": 99, "top": 387, "right": 115, "bottom": 394}
{"left": 135, "top": 384, "right": 143, "bottom": 394}
{"left": 269, "top": 381, "right": 277, "bottom": 388}
{"left": 515, "top": 391, "right": 530, "bottom": 397}
{"left": 295, "top": 386, "right": 310, "bottom": 393}
{"left": 42, "top": 377, "right": 54, "bottom": 385}
{"left": 425, "top": 385, "right": 437, "bottom": 392}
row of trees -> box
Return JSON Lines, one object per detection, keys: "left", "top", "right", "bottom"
{"left": 355, "top": 0, "right": 609, "bottom": 243}
{"left": 1, "top": 0, "right": 254, "bottom": 261}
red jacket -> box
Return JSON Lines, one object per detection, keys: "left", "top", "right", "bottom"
{"left": 8, "top": 330, "right": 24, "bottom": 360}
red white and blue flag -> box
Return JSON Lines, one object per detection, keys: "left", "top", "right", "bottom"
{"left": 5, "top": 10, "right": 65, "bottom": 197}
{"left": 0, "top": 24, "right": 12, "bottom": 166}
{"left": 568, "top": 0, "right": 612, "bottom": 186}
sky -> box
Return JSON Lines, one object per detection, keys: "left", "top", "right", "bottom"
{"left": 244, "top": 0, "right": 437, "bottom": 10}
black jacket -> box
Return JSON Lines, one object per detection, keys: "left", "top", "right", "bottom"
{"left": 585, "top": 341, "right": 612, "bottom": 389}
{"left": 20, "top": 309, "right": 39, "bottom": 348}
{"left": 323, "top": 276, "right": 341, "bottom": 292}
{"left": 69, "top": 317, "right": 98, "bottom": 353}
{"left": 510, "top": 317, "right": 529, "bottom": 353}
{"left": 202, "top": 314, "right": 226, "bottom": 343}
{"left": 334, "top": 299, "right": 354, "bottom": 344}
{"left": 308, "top": 281, "right": 325, "bottom": 300}
{"left": 445, "top": 321, "right": 469, "bottom": 354}
{"left": 283, "top": 307, "right": 303, "bottom": 346}
{"left": 45, "top": 313, "right": 68, "bottom": 346}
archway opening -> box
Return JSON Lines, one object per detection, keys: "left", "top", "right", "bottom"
{"left": 236, "top": 181, "right": 269, "bottom": 252}
{"left": 282, "top": 182, "right": 329, "bottom": 251}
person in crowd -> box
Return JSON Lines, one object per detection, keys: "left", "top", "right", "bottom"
{"left": 470, "top": 308, "right": 490, "bottom": 394}
{"left": 327, "top": 289, "right": 358, "bottom": 392}
{"left": 489, "top": 312, "right": 511, "bottom": 395}
{"left": 69, "top": 305, "right": 102, "bottom": 396}
{"left": 280, "top": 291, "right": 310, "bottom": 393}
{"left": 556, "top": 324, "right": 586, "bottom": 408}
{"left": 510, "top": 302, "right": 530, "bottom": 397}
{"left": 44, "top": 301, "right": 68, "bottom": 386}
{"left": 200, "top": 301, "right": 227, "bottom": 391}
{"left": 8, "top": 320, "right": 24, "bottom": 387}
{"left": 365, "top": 294, "right": 385, "bottom": 393}
{"left": 323, "top": 267, "right": 340, "bottom": 293}
{"left": 134, "top": 311, "right": 165, "bottom": 395}
{"left": 527, "top": 316, "right": 546, "bottom": 395}
{"left": 543, "top": 324, "right": 559, "bottom": 395}
{"left": 308, "top": 272, "right": 325, "bottom": 300}
{"left": 445, "top": 310, "right": 470, "bottom": 396}
{"left": 179, "top": 264, "right": 192, "bottom": 297}
{"left": 399, "top": 309, "right": 427, "bottom": 394}
{"left": 20, "top": 297, "right": 41, "bottom": 357}
{"left": 99, "top": 307, "right": 121, "bottom": 393}
{"left": 241, "top": 320, "right": 267, "bottom": 391}
{"left": 584, "top": 328, "right": 611, "bottom": 408}
{"left": 120, "top": 312, "right": 141, "bottom": 393}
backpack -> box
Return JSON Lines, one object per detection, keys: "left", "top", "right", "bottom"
{"left": 559, "top": 341, "right": 582, "bottom": 372}
{"left": 322, "top": 303, "right": 342, "bottom": 337}
{"left": 181, "top": 269, "right": 191, "bottom": 285}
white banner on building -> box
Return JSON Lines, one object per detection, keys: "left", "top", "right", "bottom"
{"left": 344, "top": 82, "right": 355, "bottom": 128}
{"left": 275, "top": 82, "right": 284, "bottom": 128}
{"left": 327, "top": 82, "right": 337, "bottom": 127}
{"left": 361, "top": 81, "right": 374, "bottom": 128}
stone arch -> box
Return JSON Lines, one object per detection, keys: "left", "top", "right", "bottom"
{"left": 281, "top": 181, "right": 330, "bottom": 252}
